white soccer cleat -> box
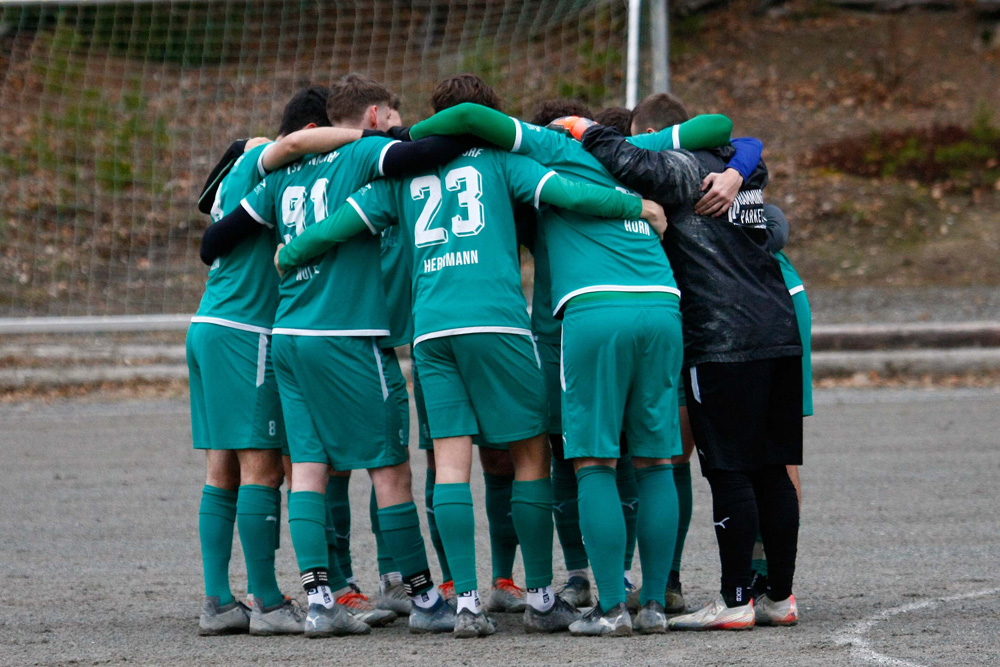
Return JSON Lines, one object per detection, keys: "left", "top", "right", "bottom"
{"left": 668, "top": 597, "right": 755, "bottom": 631}
{"left": 755, "top": 594, "right": 798, "bottom": 626}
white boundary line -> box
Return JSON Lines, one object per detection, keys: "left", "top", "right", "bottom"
{"left": 833, "top": 587, "right": 1000, "bottom": 666}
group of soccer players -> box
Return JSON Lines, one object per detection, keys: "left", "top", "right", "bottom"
{"left": 188, "top": 70, "right": 809, "bottom": 639}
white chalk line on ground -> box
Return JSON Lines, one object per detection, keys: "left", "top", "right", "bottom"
{"left": 833, "top": 587, "right": 1000, "bottom": 666}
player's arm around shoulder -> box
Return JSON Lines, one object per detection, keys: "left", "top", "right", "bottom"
{"left": 259, "top": 127, "right": 364, "bottom": 172}
{"left": 535, "top": 169, "right": 666, "bottom": 238}
{"left": 410, "top": 102, "right": 518, "bottom": 150}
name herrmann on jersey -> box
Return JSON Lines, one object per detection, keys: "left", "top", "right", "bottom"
{"left": 422, "top": 250, "right": 480, "bottom": 273}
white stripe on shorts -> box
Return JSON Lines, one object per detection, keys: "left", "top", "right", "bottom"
{"left": 559, "top": 326, "right": 567, "bottom": 392}
{"left": 256, "top": 334, "right": 268, "bottom": 388}
{"left": 690, "top": 366, "right": 702, "bottom": 404}
{"left": 529, "top": 336, "right": 541, "bottom": 369}
{"left": 372, "top": 339, "right": 389, "bottom": 401}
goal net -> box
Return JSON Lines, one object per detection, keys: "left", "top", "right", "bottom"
{"left": 0, "top": 1, "right": 629, "bottom": 318}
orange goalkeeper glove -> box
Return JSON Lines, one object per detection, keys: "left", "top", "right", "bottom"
{"left": 546, "top": 116, "right": 597, "bottom": 141}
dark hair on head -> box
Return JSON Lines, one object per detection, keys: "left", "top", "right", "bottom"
{"left": 530, "top": 99, "right": 594, "bottom": 127}
{"left": 595, "top": 106, "right": 632, "bottom": 136}
{"left": 326, "top": 73, "right": 394, "bottom": 124}
{"left": 431, "top": 74, "right": 502, "bottom": 113}
{"left": 390, "top": 95, "right": 402, "bottom": 112}
{"left": 629, "top": 92, "right": 689, "bottom": 133}
{"left": 277, "top": 85, "right": 332, "bottom": 136}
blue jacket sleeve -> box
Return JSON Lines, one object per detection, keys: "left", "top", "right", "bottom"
{"left": 726, "top": 137, "right": 763, "bottom": 182}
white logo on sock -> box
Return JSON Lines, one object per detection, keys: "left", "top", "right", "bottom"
{"left": 714, "top": 517, "right": 730, "bottom": 529}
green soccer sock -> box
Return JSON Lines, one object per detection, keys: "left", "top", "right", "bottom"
{"left": 634, "top": 465, "right": 678, "bottom": 606}
{"left": 236, "top": 484, "right": 283, "bottom": 609}
{"left": 752, "top": 530, "right": 768, "bottom": 578}
{"left": 617, "top": 454, "right": 639, "bottom": 571}
{"left": 288, "top": 491, "right": 329, "bottom": 576}
{"left": 483, "top": 472, "right": 518, "bottom": 581}
{"left": 551, "top": 456, "right": 588, "bottom": 571}
{"left": 576, "top": 465, "right": 626, "bottom": 610}
{"left": 672, "top": 462, "right": 693, "bottom": 574}
{"left": 369, "top": 487, "right": 396, "bottom": 578}
{"left": 425, "top": 469, "right": 452, "bottom": 582}
{"left": 325, "top": 476, "right": 353, "bottom": 582}
{"left": 378, "top": 502, "right": 433, "bottom": 594}
{"left": 433, "top": 483, "right": 477, "bottom": 595}
{"left": 199, "top": 485, "right": 238, "bottom": 606}
{"left": 511, "top": 478, "right": 555, "bottom": 590}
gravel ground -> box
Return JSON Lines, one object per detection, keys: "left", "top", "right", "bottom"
{"left": 1, "top": 388, "right": 999, "bottom": 666}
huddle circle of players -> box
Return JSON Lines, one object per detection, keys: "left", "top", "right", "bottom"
{"left": 191, "top": 72, "right": 810, "bottom": 638}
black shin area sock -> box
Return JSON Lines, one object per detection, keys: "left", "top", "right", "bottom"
{"left": 705, "top": 470, "right": 757, "bottom": 608}
{"left": 750, "top": 466, "right": 799, "bottom": 601}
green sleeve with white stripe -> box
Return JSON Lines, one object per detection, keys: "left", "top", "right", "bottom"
{"left": 627, "top": 114, "right": 733, "bottom": 151}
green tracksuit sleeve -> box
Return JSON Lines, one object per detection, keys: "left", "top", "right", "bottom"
{"left": 277, "top": 203, "right": 370, "bottom": 270}
{"left": 410, "top": 103, "right": 518, "bottom": 148}
{"left": 676, "top": 114, "right": 733, "bottom": 149}
{"left": 538, "top": 173, "right": 643, "bottom": 221}
{"left": 628, "top": 114, "right": 733, "bottom": 151}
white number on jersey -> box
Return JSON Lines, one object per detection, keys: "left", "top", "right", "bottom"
{"left": 281, "top": 179, "right": 329, "bottom": 238}
{"left": 410, "top": 167, "right": 486, "bottom": 248}
{"left": 446, "top": 165, "right": 485, "bottom": 237}
{"left": 411, "top": 175, "right": 446, "bottom": 247}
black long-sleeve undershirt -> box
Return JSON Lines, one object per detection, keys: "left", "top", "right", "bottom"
{"left": 200, "top": 205, "right": 259, "bottom": 266}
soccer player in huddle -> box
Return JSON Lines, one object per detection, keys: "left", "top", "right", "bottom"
{"left": 276, "top": 74, "right": 668, "bottom": 637}
{"left": 205, "top": 73, "right": 481, "bottom": 636}
{"left": 192, "top": 85, "right": 400, "bottom": 636}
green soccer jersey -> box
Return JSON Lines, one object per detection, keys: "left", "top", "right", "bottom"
{"left": 347, "top": 147, "right": 556, "bottom": 346}
{"left": 528, "top": 225, "right": 561, "bottom": 344}
{"left": 194, "top": 142, "right": 280, "bottom": 332}
{"left": 379, "top": 224, "right": 414, "bottom": 348}
{"left": 241, "top": 137, "right": 399, "bottom": 335}
{"left": 510, "top": 119, "right": 679, "bottom": 316}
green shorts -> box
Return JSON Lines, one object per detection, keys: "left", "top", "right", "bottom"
{"left": 412, "top": 360, "right": 434, "bottom": 450}
{"left": 413, "top": 332, "right": 548, "bottom": 447}
{"left": 186, "top": 322, "right": 285, "bottom": 451}
{"left": 382, "top": 345, "right": 411, "bottom": 447}
{"left": 414, "top": 358, "right": 489, "bottom": 451}
{"left": 792, "top": 289, "right": 814, "bottom": 417}
{"left": 272, "top": 334, "right": 407, "bottom": 470}
{"left": 561, "top": 296, "right": 684, "bottom": 461}
{"left": 537, "top": 339, "right": 562, "bottom": 435}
